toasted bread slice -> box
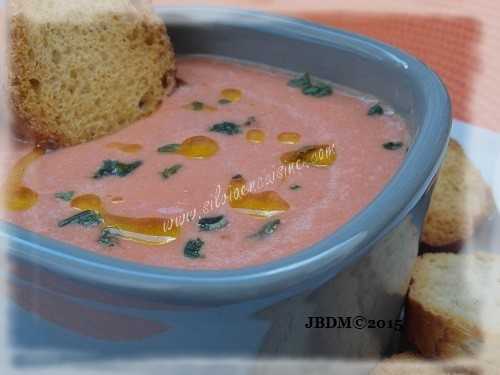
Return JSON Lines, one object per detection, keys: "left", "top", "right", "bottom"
{"left": 406, "top": 252, "right": 500, "bottom": 362}
{"left": 421, "top": 140, "right": 496, "bottom": 249}
{"left": 8, "top": 0, "right": 176, "bottom": 148}
{"left": 371, "top": 352, "right": 445, "bottom": 374}
{"left": 371, "top": 352, "right": 493, "bottom": 374}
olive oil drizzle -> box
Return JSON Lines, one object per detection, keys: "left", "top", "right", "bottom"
{"left": 106, "top": 143, "right": 143, "bottom": 154}
{"left": 280, "top": 144, "right": 336, "bottom": 168}
{"left": 220, "top": 88, "right": 242, "bottom": 103}
{"left": 227, "top": 175, "right": 290, "bottom": 217}
{"left": 111, "top": 196, "right": 125, "bottom": 204}
{"left": 3, "top": 148, "right": 44, "bottom": 211}
{"left": 70, "top": 194, "right": 180, "bottom": 245}
{"left": 179, "top": 136, "right": 219, "bottom": 159}
{"left": 158, "top": 136, "right": 219, "bottom": 159}
{"left": 246, "top": 129, "right": 265, "bottom": 144}
{"left": 278, "top": 132, "right": 301, "bottom": 145}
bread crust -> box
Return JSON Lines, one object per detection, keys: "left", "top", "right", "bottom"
{"left": 406, "top": 291, "right": 482, "bottom": 358}
{"left": 371, "top": 351, "right": 494, "bottom": 374}
{"left": 371, "top": 352, "right": 444, "bottom": 374}
{"left": 404, "top": 253, "right": 499, "bottom": 360}
{"left": 8, "top": 0, "right": 176, "bottom": 149}
{"left": 389, "top": 253, "right": 500, "bottom": 372}
{"left": 421, "top": 140, "right": 496, "bottom": 248}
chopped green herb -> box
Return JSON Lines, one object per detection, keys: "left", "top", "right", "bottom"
{"left": 198, "top": 215, "right": 228, "bottom": 232}
{"left": 288, "top": 73, "right": 332, "bottom": 97}
{"left": 184, "top": 238, "right": 205, "bottom": 259}
{"left": 243, "top": 116, "right": 256, "bottom": 126}
{"left": 290, "top": 184, "right": 301, "bottom": 191}
{"left": 93, "top": 160, "right": 142, "bottom": 179}
{"left": 310, "top": 84, "right": 332, "bottom": 97}
{"left": 368, "top": 104, "right": 384, "bottom": 116}
{"left": 98, "top": 228, "right": 120, "bottom": 247}
{"left": 157, "top": 143, "right": 181, "bottom": 153}
{"left": 288, "top": 72, "right": 313, "bottom": 89}
{"left": 383, "top": 141, "right": 404, "bottom": 150}
{"left": 58, "top": 210, "right": 102, "bottom": 227}
{"left": 249, "top": 219, "right": 281, "bottom": 239}
{"left": 55, "top": 191, "right": 75, "bottom": 202}
{"left": 218, "top": 99, "right": 232, "bottom": 105}
{"left": 161, "top": 164, "right": 183, "bottom": 179}
{"left": 191, "top": 101, "right": 205, "bottom": 111}
{"left": 209, "top": 121, "right": 242, "bottom": 135}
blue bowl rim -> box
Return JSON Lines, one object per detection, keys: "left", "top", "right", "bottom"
{"left": 1, "top": 6, "right": 452, "bottom": 302}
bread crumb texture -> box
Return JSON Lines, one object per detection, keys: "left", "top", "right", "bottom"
{"left": 421, "top": 139, "right": 496, "bottom": 247}
{"left": 371, "top": 352, "right": 445, "bottom": 374}
{"left": 406, "top": 252, "right": 500, "bottom": 363}
{"left": 371, "top": 351, "right": 497, "bottom": 374}
{"left": 8, "top": 0, "right": 176, "bottom": 148}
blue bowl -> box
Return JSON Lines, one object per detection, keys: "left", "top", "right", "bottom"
{"left": 4, "top": 7, "right": 451, "bottom": 362}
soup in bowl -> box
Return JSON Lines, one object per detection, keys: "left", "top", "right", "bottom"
{"left": 2, "top": 7, "right": 450, "bottom": 360}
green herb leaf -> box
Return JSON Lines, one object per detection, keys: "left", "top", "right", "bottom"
{"left": 93, "top": 160, "right": 142, "bottom": 179}
{"left": 368, "top": 104, "right": 384, "bottom": 116}
{"left": 303, "top": 84, "right": 332, "bottom": 97}
{"left": 290, "top": 184, "right": 301, "bottom": 191}
{"left": 288, "top": 73, "right": 332, "bottom": 98}
{"left": 184, "top": 238, "right": 205, "bottom": 259}
{"left": 157, "top": 143, "right": 181, "bottom": 153}
{"left": 98, "top": 228, "right": 120, "bottom": 247}
{"left": 198, "top": 215, "right": 228, "bottom": 232}
{"left": 288, "top": 72, "right": 312, "bottom": 89}
{"left": 383, "top": 141, "right": 404, "bottom": 150}
{"left": 218, "top": 99, "right": 232, "bottom": 105}
{"left": 249, "top": 219, "right": 281, "bottom": 239}
{"left": 161, "top": 164, "right": 183, "bottom": 179}
{"left": 55, "top": 191, "right": 75, "bottom": 202}
{"left": 58, "top": 210, "right": 102, "bottom": 227}
{"left": 209, "top": 122, "right": 242, "bottom": 135}
{"left": 191, "top": 101, "right": 205, "bottom": 111}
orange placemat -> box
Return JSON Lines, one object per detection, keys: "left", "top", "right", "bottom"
{"left": 153, "top": 0, "right": 500, "bottom": 133}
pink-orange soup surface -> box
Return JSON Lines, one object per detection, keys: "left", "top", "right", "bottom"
{"left": 1, "top": 57, "right": 408, "bottom": 270}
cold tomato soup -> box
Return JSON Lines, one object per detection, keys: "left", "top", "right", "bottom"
{"left": 1, "top": 57, "right": 408, "bottom": 270}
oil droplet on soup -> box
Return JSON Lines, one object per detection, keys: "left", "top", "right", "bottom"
{"left": 179, "top": 136, "right": 219, "bottom": 159}
{"left": 106, "top": 143, "right": 143, "bottom": 154}
{"left": 71, "top": 194, "right": 180, "bottom": 245}
{"left": 278, "top": 132, "right": 301, "bottom": 145}
{"left": 2, "top": 148, "right": 44, "bottom": 211}
{"left": 246, "top": 129, "right": 265, "bottom": 144}
{"left": 281, "top": 144, "right": 336, "bottom": 168}
{"left": 227, "top": 175, "right": 289, "bottom": 217}
{"left": 111, "top": 196, "right": 125, "bottom": 204}
{"left": 220, "top": 88, "right": 242, "bottom": 103}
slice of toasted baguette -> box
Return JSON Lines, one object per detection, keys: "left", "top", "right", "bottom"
{"left": 371, "top": 352, "right": 445, "bottom": 374}
{"left": 8, "top": 0, "right": 176, "bottom": 148}
{"left": 371, "top": 352, "right": 494, "bottom": 374}
{"left": 421, "top": 139, "right": 496, "bottom": 249}
{"left": 406, "top": 252, "right": 500, "bottom": 362}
